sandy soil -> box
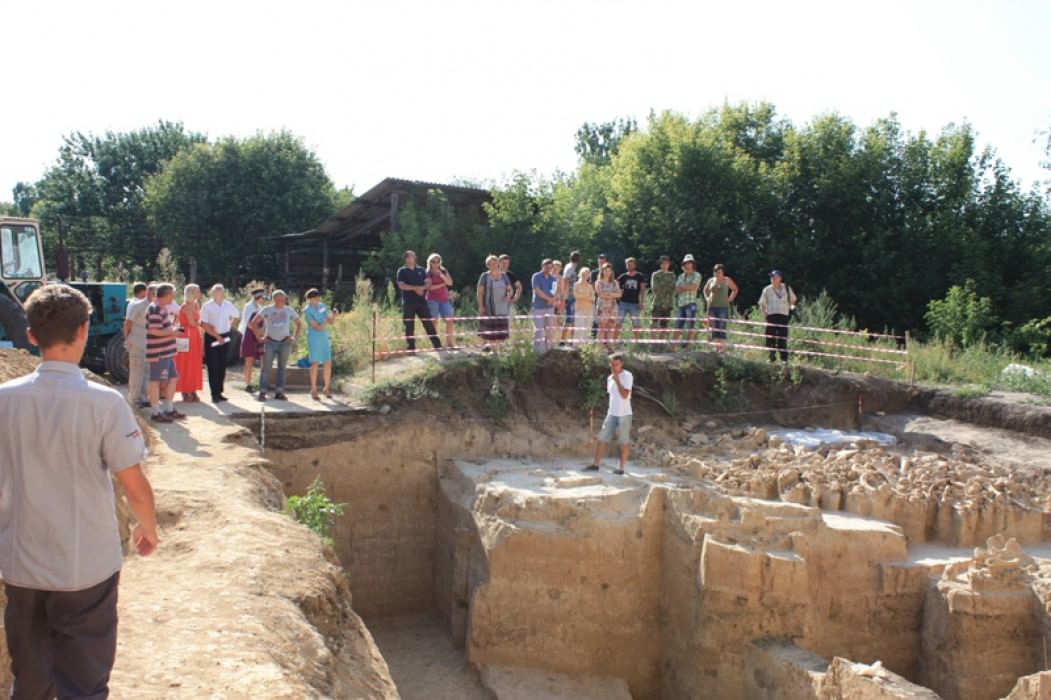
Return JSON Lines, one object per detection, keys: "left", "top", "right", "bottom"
{"left": 0, "top": 349, "right": 398, "bottom": 698}
{"left": 107, "top": 407, "right": 397, "bottom": 698}
{"left": 368, "top": 614, "right": 489, "bottom": 700}
{"left": 868, "top": 412, "right": 1051, "bottom": 470}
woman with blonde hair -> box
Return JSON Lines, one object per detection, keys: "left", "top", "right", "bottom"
{"left": 572, "top": 267, "right": 594, "bottom": 345}
{"left": 476, "top": 254, "right": 513, "bottom": 350}
{"left": 425, "top": 253, "right": 456, "bottom": 348}
{"left": 594, "top": 263, "right": 621, "bottom": 349}
{"left": 175, "top": 283, "right": 203, "bottom": 402}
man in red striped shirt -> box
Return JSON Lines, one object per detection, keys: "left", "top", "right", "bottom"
{"left": 146, "top": 283, "right": 185, "bottom": 423}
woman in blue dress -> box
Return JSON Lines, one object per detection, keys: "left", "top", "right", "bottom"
{"left": 304, "top": 288, "right": 337, "bottom": 400}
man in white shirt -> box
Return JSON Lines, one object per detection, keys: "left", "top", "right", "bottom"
{"left": 585, "top": 352, "right": 634, "bottom": 475}
{"left": 199, "top": 284, "right": 240, "bottom": 402}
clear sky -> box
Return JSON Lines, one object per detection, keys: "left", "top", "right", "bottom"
{"left": 3, "top": 0, "right": 1049, "bottom": 200}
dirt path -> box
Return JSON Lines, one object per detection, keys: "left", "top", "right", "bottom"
{"left": 108, "top": 407, "right": 397, "bottom": 698}
{"left": 867, "top": 412, "right": 1051, "bottom": 471}
{"left": 368, "top": 614, "right": 489, "bottom": 700}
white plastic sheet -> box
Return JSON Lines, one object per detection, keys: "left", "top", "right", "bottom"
{"left": 769, "top": 428, "right": 896, "bottom": 450}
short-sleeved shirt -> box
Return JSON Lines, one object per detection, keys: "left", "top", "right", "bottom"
{"left": 0, "top": 361, "right": 147, "bottom": 591}
{"left": 563, "top": 262, "right": 577, "bottom": 283}
{"left": 759, "top": 284, "right": 796, "bottom": 317}
{"left": 617, "top": 271, "right": 645, "bottom": 305}
{"left": 675, "top": 271, "right": 703, "bottom": 308}
{"left": 426, "top": 268, "right": 451, "bottom": 303}
{"left": 124, "top": 296, "right": 150, "bottom": 348}
{"left": 650, "top": 270, "right": 676, "bottom": 309}
{"left": 607, "top": 369, "right": 634, "bottom": 417}
{"left": 531, "top": 272, "right": 556, "bottom": 310}
{"left": 200, "top": 299, "right": 240, "bottom": 334}
{"left": 238, "top": 299, "right": 262, "bottom": 334}
{"left": 397, "top": 266, "right": 427, "bottom": 304}
{"left": 146, "top": 302, "right": 177, "bottom": 361}
{"left": 258, "top": 305, "right": 299, "bottom": 341}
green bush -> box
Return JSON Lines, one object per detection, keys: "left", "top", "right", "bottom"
{"left": 924, "top": 280, "right": 998, "bottom": 348}
{"left": 578, "top": 342, "right": 608, "bottom": 410}
{"left": 1004, "top": 316, "right": 1051, "bottom": 358}
{"left": 282, "top": 477, "right": 345, "bottom": 546}
{"left": 496, "top": 333, "right": 538, "bottom": 384}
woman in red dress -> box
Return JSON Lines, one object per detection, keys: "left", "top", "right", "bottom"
{"left": 176, "top": 283, "right": 204, "bottom": 402}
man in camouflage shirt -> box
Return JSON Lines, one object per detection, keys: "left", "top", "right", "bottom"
{"left": 649, "top": 255, "right": 677, "bottom": 350}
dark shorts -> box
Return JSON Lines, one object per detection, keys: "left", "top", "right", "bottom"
{"left": 708, "top": 306, "right": 729, "bottom": 340}
{"left": 652, "top": 306, "right": 673, "bottom": 328}
{"left": 675, "top": 304, "right": 698, "bottom": 330}
{"left": 149, "top": 356, "right": 178, "bottom": 382}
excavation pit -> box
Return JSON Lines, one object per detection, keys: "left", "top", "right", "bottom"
{"left": 243, "top": 361, "right": 1051, "bottom": 700}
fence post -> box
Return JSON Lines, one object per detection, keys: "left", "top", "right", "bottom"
{"left": 371, "top": 309, "right": 377, "bottom": 384}
{"left": 905, "top": 331, "right": 914, "bottom": 384}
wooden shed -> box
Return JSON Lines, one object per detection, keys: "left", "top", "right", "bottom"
{"left": 279, "top": 177, "right": 491, "bottom": 293}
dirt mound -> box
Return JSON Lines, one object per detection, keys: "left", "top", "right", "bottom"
{"left": 0, "top": 348, "right": 39, "bottom": 382}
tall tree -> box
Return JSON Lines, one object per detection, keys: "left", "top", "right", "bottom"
{"left": 24, "top": 121, "right": 205, "bottom": 273}
{"left": 575, "top": 118, "right": 638, "bottom": 167}
{"left": 145, "top": 132, "right": 336, "bottom": 285}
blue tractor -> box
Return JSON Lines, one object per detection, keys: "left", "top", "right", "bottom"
{"left": 0, "top": 217, "right": 131, "bottom": 382}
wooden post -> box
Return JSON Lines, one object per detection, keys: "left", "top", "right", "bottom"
{"left": 283, "top": 242, "right": 291, "bottom": 287}
{"left": 371, "top": 309, "right": 377, "bottom": 384}
{"left": 905, "top": 331, "right": 914, "bottom": 384}
{"left": 321, "top": 239, "right": 329, "bottom": 291}
{"left": 189, "top": 257, "right": 198, "bottom": 284}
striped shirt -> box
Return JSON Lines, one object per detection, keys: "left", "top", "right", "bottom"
{"left": 146, "top": 302, "right": 177, "bottom": 361}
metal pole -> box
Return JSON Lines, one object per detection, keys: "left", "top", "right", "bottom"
{"left": 371, "top": 309, "right": 377, "bottom": 384}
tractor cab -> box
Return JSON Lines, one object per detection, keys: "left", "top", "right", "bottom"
{"left": 0, "top": 217, "right": 47, "bottom": 348}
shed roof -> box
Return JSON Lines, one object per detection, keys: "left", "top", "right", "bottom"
{"left": 282, "top": 177, "right": 490, "bottom": 248}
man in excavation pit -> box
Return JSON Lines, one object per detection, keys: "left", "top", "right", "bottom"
{"left": 585, "top": 352, "right": 634, "bottom": 475}
{"left": 0, "top": 283, "right": 159, "bottom": 698}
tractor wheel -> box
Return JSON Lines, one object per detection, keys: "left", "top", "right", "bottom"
{"left": 104, "top": 332, "right": 130, "bottom": 384}
{"left": 225, "top": 329, "right": 243, "bottom": 367}
{"left": 0, "top": 295, "right": 30, "bottom": 350}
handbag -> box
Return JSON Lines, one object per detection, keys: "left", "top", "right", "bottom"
{"left": 175, "top": 337, "right": 190, "bottom": 352}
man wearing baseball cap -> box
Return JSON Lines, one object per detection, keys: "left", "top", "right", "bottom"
{"left": 759, "top": 269, "right": 797, "bottom": 363}
{"left": 649, "top": 255, "right": 676, "bottom": 350}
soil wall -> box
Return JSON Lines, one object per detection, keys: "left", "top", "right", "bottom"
{"left": 261, "top": 416, "right": 589, "bottom": 618}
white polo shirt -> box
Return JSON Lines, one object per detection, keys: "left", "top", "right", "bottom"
{"left": 0, "top": 362, "right": 147, "bottom": 590}
{"left": 200, "top": 299, "right": 240, "bottom": 334}
{"left": 607, "top": 370, "right": 633, "bottom": 417}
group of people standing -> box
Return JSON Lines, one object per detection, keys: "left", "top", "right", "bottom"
{"left": 123, "top": 282, "right": 339, "bottom": 420}
{"left": 396, "top": 249, "right": 798, "bottom": 362}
